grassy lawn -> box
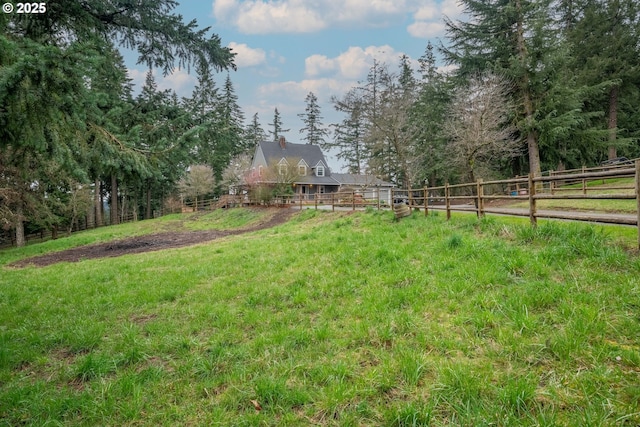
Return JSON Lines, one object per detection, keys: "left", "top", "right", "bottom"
{"left": 508, "top": 177, "right": 638, "bottom": 214}
{"left": 1, "top": 209, "right": 639, "bottom": 426}
{"left": 0, "top": 208, "right": 271, "bottom": 266}
{"left": 510, "top": 198, "right": 638, "bottom": 214}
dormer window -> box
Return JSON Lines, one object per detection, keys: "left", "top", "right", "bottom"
{"left": 298, "top": 165, "right": 307, "bottom": 176}
{"left": 316, "top": 165, "right": 325, "bottom": 177}
{"left": 278, "top": 158, "right": 288, "bottom": 176}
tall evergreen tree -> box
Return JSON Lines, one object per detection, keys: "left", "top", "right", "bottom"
{"left": 246, "top": 113, "right": 267, "bottom": 147}
{"left": 85, "top": 44, "right": 146, "bottom": 226}
{"left": 0, "top": 0, "right": 234, "bottom": 245}
{"left": 215, "top": 74, "right": 247, "bottom": 180}
{"left": 442, "top": 0, "right": 557, "bottom": 176}
{"left": 298, "top": 92, "right": 328, "bottom": 146}
{"left": 330, "top": 90, "right": 368, "bottom": 174}
{"left": 132, "top": 72, "right": 194, "bottom": 221}
{"left": 412, "top": 42, "right": 452, "bottom": 186}
{"left": 365, "top": 60, "right": 420, "bottom": 186}
{"left": 0, "top": 39, "right": 95, "bottom": 244}
{"left": 565, "top": 0, "right": 640, "bottom": 160}
{"left": 186, "top": 63, "right": 221, "bottom": 166}
{"left": 269, "top": 108, "right": 289, "bottom": 141}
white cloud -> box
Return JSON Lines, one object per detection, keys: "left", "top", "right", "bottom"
{"left": 127, "top": 68, "right": 147, "bottom": 89}
{"left": 213, "top": 0, "right": 237, "bottom": 19}
{"left": 305, "top": 54, "right": 336, "bottom": 77}
{"left": 413, "top": 1, "right": 439, "bottom": 21}
{"left": 407, "top": 21, "right": 446, "bottom": 38}
{"left": 212, "top": 0, "right": 466, "bottom": 37}
{"left": 258, "top": 78, "right": 354, "bottom": 102}
{"left": 214, "top": 0, "right": 326, "bottom": 34}
{"left": 333, "top": 0, "right": 407, "bottom": 23}
{"left": 126, "top": 68, "right": 196, "bottom": 97}
{"left": 212, "top": 0, "right": 419, "bottom": 34}
{"left": 228, "top": 42, "right": 267, "bottom": 67}
{"left": 441, "top": 0, "right": 464, "bottom": 18}
{"left": 408, "top": 0, "right": 465, "bottom": 38}
{"left": 158, "top": 69, "right": 196, "bottom": 94}
{"left": 305, "top": 45, "right": 401, "bottom": 79}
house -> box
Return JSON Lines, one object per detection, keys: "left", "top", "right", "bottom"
{"left": 331, "top": 173, "right": 395, "bottom": 205}
{"left": 249, "top": 137, "right": 394, "bottom": 204}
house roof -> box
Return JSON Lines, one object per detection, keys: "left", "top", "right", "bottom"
{"left": 331, "top": 173, "right": 395, "bottom": 187}
{"left": 257, "top": 140, "right": 329, "bottom": 173}
{"left": 251, "top": 139, "right": 394, "bottom": 188}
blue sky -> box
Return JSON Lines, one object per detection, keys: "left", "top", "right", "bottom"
{"left": 125, "top": 0, "right": 463, "bottom": 170}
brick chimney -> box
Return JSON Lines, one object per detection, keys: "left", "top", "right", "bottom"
{"left": 278, "top": 136, "right": 286, "bottom": 149}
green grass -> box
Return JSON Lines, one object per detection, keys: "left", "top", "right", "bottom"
{"left": 1, "top": 208, "right": 639, "bottom": 426}
{"left": 0, "top": 208, "right": 271, "bottom": 266}
{"left": 508, "top": 177, "right": 638, "bottom": 214}
{"left": 510, "top": 197, "right": 638, "bottom": 214}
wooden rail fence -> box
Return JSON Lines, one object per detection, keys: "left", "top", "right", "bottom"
{"left": 279, "top": 160, "right": 640, "bottom": 249}
{"left": 4, "top": 161, "right": 639, "bottom": 249}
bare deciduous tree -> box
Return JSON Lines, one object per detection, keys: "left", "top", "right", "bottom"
{"left": 178, "top": 165, "right": 215, "bottom": 211}
{"left": 445, "top": 72, "right": 521, "bottom": 183}
{"left": 222, "top": 153, "right": 253, "bottom": 194}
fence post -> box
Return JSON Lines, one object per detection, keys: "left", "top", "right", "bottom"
{"left": 550, "top": 170, "right": 555, "bottom": 195}
{"left": 476, "top": 179, "right": 484, "bottom": 218}
{"left": 581, "top": 165, "right": 587, "bottom": 195}
{"left": 445, "top": 182, "right": 451, "bottom": 221}
{"left": 315, "top": 193, "right": 318, "bottom": 210}
{"left": 636, "top": 160, "right": 640, "bottom": 250}
{"left": 377, "top": 187, "right": 381, "bottom": 211}
{"left": 299, "top": 192, "right": 303, "bottom": 211}
{"left": 352, "top": 190, "right": 356, "bottom": 211}
{"left": 424, "top": 186, "right": 428, "bottom": 216}
{"left": 529, "top": 173, "right": 537, "bottom": 227}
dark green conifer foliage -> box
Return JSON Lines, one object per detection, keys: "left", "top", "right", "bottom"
{"left": 0, "top": 1, "right": 234, "bottom": 245}
{"left": 412, "top": 42, "right": 453, "bottom": 186}
{"left": 298, "top": 92, "right": 328, "bottom": 146}
{"left": 563, "top": 0, "right": 640, "bottom": 160}
{"left": 269, "top": 108, "right": 290, "bottom": 141}
{"left": 442, "top": 0, "right": 555, "bottom": 176}
{"left": 246, "top": 113, "right": 268, "bottom": 147}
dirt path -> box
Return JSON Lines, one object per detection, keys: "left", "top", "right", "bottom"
{"left": 11, "top": 209, "right": 295, "bottom": 268}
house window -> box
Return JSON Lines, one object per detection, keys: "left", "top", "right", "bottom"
{"left": 316, "top": 165, "right": 325, "bottom": 177}
{"left": 258, "top": 166, "right": 263, "bottom": 177}
{"left": 279, "top": 164, "right": 287, "bottom": 175}
{"left": 298, "top": 165, "right": 307, "bottom": 176}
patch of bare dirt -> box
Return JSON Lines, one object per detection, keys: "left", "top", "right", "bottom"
{"left": 11, "top": 208, "right": 294, "bottom": 268}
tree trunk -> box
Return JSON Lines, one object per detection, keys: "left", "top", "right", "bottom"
{"left": 608, "top": 85, "right": 618, "bottom": 160}
{"left": 145, "top": 179, "right": 152, "bottom": 220}
{"left": 100, "top": 191, "right": 105, "bottom": 225}
{"left": 15, "top": 202, "right": 25, "bottom": 248}
{"left": 110, "top": 173, "right": 119, "bottom": 225}
{"left": 94, "top": 178, "right": 102, "bottom": 227}
{"left": 120, "top": 189, "right": 126, "bottom": 223}
{"left": 515, "top": 0, "right": 541, "bottom": 178}
{"left": 526, "top": 128, "right": 541, "bottom": 177}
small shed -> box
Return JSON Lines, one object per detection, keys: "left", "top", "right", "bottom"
{"left": 331, "top": 173, "right": 395, "bottom": 206}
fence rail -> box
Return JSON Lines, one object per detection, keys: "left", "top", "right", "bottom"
{"left": 3, "top": 161, "right": 639, "bottom": 249}
{"left": 274, "top": 160, "right": 640, "bottom": 249}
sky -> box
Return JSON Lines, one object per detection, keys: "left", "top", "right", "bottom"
{"left": 125, "top": 0, "right": 465, "bottom": 171}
